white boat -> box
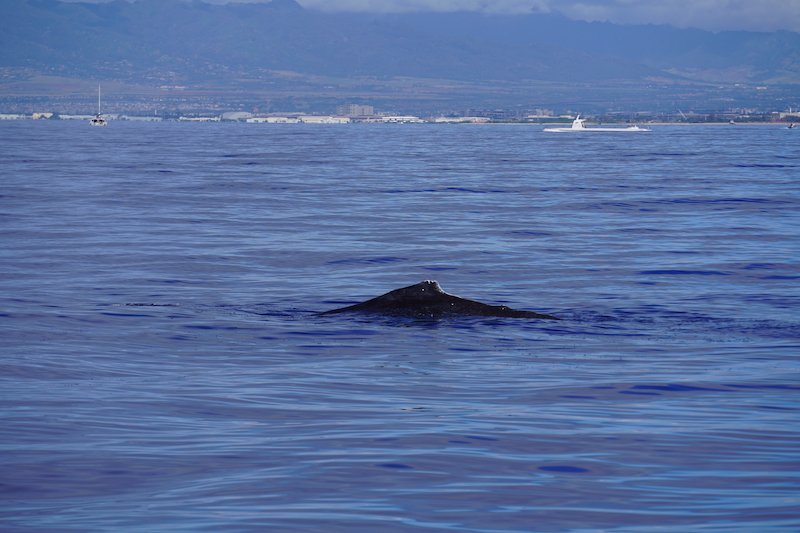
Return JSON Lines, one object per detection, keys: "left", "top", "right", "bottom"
{"left": 89, "top": 84, "right": 107, "bottom": 127}
{"left": 544, "top": 115, "right": 649, "bottom": 133}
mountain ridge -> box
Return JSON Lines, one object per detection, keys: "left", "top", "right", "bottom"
{"left": 3, "top": 0, "right": 797, "bottom": 83}
{"left": 1, "top": 0, "right": 798, "bottom": 113}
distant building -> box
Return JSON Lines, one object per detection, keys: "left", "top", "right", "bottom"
{"left": 246, "top": 116, "right": 300, "bottom": 124}
{"left": 248, "top": 115, "right": 350, "bottom": 124}
{"left": 221, "top": 112, "right": 254, "bottom": 121}
{"left": 120, "top": 115, "right": 163, "bottom": 122}
{"left": 336, "top": 104, "right": 374, "bottom": 117}
{"left": 380, "top": 115, "right": 423, "bottom": 124}
{"left": 469, "top": 109, "right": 515, "bottom": 120}
{"left": 298, "top": 115, "right": 350, "bottom": 124}
{"left": 59, "top": 114, "right": 95, "bottom": 120}
{"left": 433, "top": 116, "right": 490, "bottom": 124}
{"left": 178, "top": 116, "right": 220, "bottom": 122}
{"left": 527, "top": 109, "right": 555, "bottom": 119}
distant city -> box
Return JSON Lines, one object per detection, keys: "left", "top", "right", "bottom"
{"left": 2, "top": 101, "right": 799, "bottom": 125}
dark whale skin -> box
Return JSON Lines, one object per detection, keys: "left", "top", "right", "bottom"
{"left": 321, "top": 280, "right": 559, "bottom": 320}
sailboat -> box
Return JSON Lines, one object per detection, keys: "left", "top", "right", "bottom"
{"left": 89, "top": 84, "right": 107, "bottom": 126}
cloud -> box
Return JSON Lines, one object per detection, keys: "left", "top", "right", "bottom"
{"left": 56, "top": 0, "right": 800, "bottom": 32}
{"left": 554, "top": 0, "right": 800, "bottom": 32}
{"left": 294, "top": 0, "right": 800, "bottom": 32}
{"left": 296, "top": 0, "right": 547, "bottom": 14}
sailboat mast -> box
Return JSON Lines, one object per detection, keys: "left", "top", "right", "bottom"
{"left": 89, "top": 83, "right": 107, "bottom": 125}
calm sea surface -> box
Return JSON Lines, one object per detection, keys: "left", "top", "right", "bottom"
{"left": 1, "top": 121, "right": 798, "bottom": 532}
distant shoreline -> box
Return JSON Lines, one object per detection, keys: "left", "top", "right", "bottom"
{"left": 0, "top": 115, "right": 795, "bottom": 127}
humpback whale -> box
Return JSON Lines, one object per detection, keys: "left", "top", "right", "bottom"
{"left": 321, "top": 280, "right": 559, "bottom": 320}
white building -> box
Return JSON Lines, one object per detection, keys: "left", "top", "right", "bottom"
{"left": 246, "top": 116, "right": 300, "bottom": 124}
{"left": 121, "top": 115, "right": 163, "bottom": 122}
{"left": 433, "top": 116, "right": 490, "bottom": 124}
{"left": 178, "top": 116, "right": 221, "bottom": 122}
{"left": 380, "top": 115, "right": 423, "bottom": 124}
{"left": 221, "top": 112, "right": 254, "bottom": 121}
{"left": 59, "top": 114, "right": 95, "bottom": 121}
{"left": 298, "top": 115, "right": 350, "bottom": 124}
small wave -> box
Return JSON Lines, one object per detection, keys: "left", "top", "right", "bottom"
{"left": 327, "top": 256, "right": 408, "bottom": 265}
{"left": 734, "top": 163, "right": 797, "bottom": 168}
{"left": 625, "top": 151, "right": 700, "bottom": 158}
{"left": 539, "top": 465, "right": 590, "bottom": 473}
{"left": 639, "top": 269, "right": 730, "bottom": 276}
{"left": 725, "top": 383, "right": 800, "bottom": 391}
{"left": 743, "top": 263, "right": 783, "bottom": 270}
{"left": 441, "top": 186, "right": 507, "bottom": 194}
{"left": 651, "top": 197, "right": 785, "bottom": 205}
{"left": 182, "top": 324, "right": 251, "bottom": 331}
{"left": 125, "top": 303, "right": 180, "bottom": 307}
{"left": 510, "top": 230, "right": 553, "bottom": 237}
{"left": 384, "top": 187, "right": 505, "bottom": 194}
{"left": 632, "top": 383, "right": 729, "bottom": 393}
{"left": 422, "top": 266, "right": 458, "bottom": 271}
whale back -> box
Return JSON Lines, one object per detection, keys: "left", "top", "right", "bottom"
{"left": 321, "top": 280, "right": 559, "bottom": 320}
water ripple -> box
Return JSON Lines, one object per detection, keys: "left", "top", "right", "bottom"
{"left": 1, "top": 122, "right": 798, "bottom": 532}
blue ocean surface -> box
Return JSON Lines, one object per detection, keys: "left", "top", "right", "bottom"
{"left": 1, "top": 121, "right": 798, "bottom": 532}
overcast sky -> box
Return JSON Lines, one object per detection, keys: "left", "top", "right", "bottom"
{"left": 62, "top": 0, "right": 800, "bottom": 32}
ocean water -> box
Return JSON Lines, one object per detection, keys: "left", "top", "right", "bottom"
{"left": 1, "top": 120, "right": 798, "bottom": 532}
